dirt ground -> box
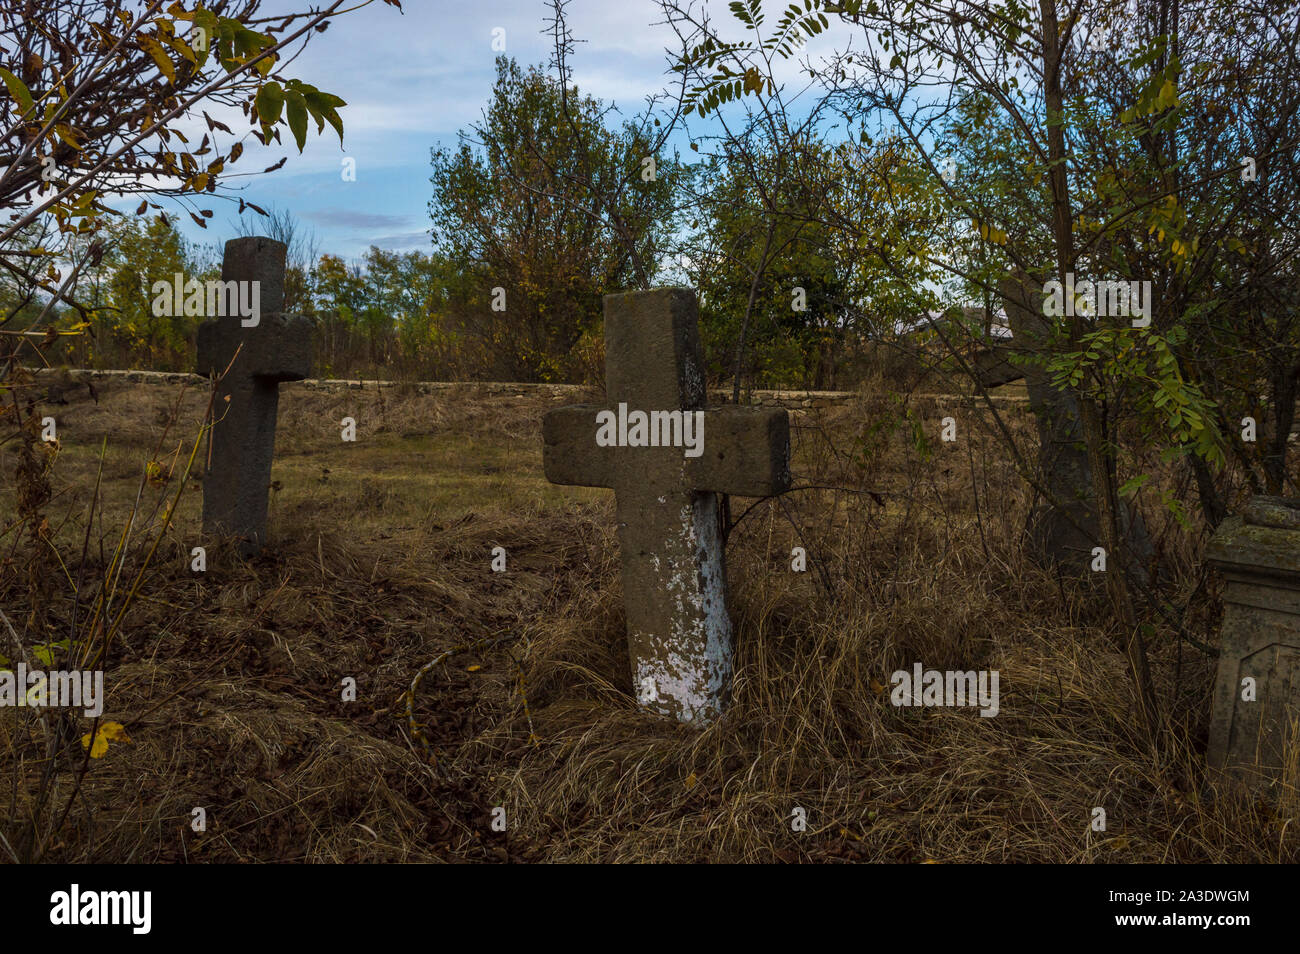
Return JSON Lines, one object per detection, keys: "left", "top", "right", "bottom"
{"left": 0, "top": 375, "right": 1293, "bottom": 863}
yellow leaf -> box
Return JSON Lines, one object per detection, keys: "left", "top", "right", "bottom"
{"left": 139, "top": 36, "right": 176, "bottom": 84}
{"left": 0, "top": 67, "right": 35, "bottom": 115}
{"left": 55, "top": 123, "right": 84, "bottom": 151}
{"left": 81, "top": 721, "right": 131, "bottom": 758}
{"left": 684, "top": 772, "right": 698, "bottom": 789}
{"left": 466, "top": 664, "right": 482, "bottom": 672}
{"left": 103, "top": 722, "right": 130, "bottom": 742}
{"left": 163, "top": 33, "right": 197, "bottom": 64}
{"left": 973, "top": 220, "right": 1008, "bottom": 245}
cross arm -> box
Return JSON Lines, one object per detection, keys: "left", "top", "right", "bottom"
{"left": 692, "top": 406, "right": 790, "bottom": 497}
{"left": 543, "top": 403, "right": 791, "bottom": 498}
{"left": 197, "top": 313, "right": 314, "bottom": 382}
{"left": 542, "top": 404, "right": 618, "bottom": 488}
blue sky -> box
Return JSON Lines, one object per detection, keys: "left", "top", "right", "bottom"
{"left": 178, "top": 0, "right": 704, "bottom": 261}
{"left": 170, "top": 0, "right": 859, "bottom": 264}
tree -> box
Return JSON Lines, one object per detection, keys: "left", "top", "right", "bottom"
{"left": 664, "top": 0, "right": 1300, "bottom": 755}
{"left": 0, "top": 0, "right": 384, "bottom": 380}
{"left": 429, "top": 56, "right": 681, "bottom": 382}
{"left": 102, "top": 213, "right": 192, "bottom": 368}
{"left": 663, "top": 0, "right": 941, "bottom": 400}
{"left": 310, "top": 252, "right": 365, "bottom": 375}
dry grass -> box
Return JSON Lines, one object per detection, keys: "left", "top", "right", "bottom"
{"left": 0, "top": 375, "right": 1295, "bottom": 863}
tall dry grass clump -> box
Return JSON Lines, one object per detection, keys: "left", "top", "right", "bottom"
{"left": 474, "top": 390, "right": 1295, "bottom": 862}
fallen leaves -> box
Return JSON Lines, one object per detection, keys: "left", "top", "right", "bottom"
{"left": 81, "top": 721, "right": 131, "bottom": 759}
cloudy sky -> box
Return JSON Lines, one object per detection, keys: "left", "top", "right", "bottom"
{"left": 175, "top": 0, "right": 854, "bottom": 262}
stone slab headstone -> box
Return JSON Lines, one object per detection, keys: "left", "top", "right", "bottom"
{"left": 543, "top": 287, "right": 791, "bottom": 724}
{"left": 196, "top": 236, "right": 312, "bottom": 557}
{"left": 1207, "top": 496, "right": 1300, "bottom": 791}
{"left": 1000, "top": 272, "right": 1153, "bottom": 575}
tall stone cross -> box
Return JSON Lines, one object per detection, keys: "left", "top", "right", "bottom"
{"left": 196, "top": 237, "right": 312, "bottom": 557}
{"left": 543, "top": 287, "right": 791, "bottom": 724}
{"left": 1000, "top": 272, "right": 1153, "bottom": 575}
{"left": 999, "top": 273, "right": 1098, "bottom": 564}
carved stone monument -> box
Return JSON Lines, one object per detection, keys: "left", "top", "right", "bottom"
{"left": 1207, "top": 496, "right": 1300, "bottom": 791}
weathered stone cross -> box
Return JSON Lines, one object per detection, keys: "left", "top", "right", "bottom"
{"left": 543, "top": 287, "right": 791, "bottom": 724}
{"left": 1001, "top": 271, "right": 1153, "bottom": 574}
{"left": 196, "top": 236, "right": 312, "bottom": 557}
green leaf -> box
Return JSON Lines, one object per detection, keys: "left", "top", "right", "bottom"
{"left": 54, "top": 123, "right": 84, "bottom": 151}
{"left": 0, "top": 67, "right": 34, "bottom": 115}
{"left": 1119, "top": 474, "right": 1150, "bottom": 497}
{"left": 256, "top": 81, "right": 284, "bottom": 126}
{"left": 285, "top": 88, "right": 307, "bottom": 152}
{"left": 319, "top": 105, "right": 344, "bottom": 145}
{"left": 304, "top": 89, "right": 346, "bottom": 144}
{"left": 192, "top": 9, "right": 217, "bottom": 67}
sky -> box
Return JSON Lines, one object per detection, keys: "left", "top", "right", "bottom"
{"left": 170, "top": 0, "right": 858, "bottom": 264}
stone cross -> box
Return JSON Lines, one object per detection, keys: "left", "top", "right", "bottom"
{"left": 1000, "top": 272, "right": 1152, "bottom": 574}
{"left": 543, "top": 288, "right": 791, "bottom": 724}
{"left": 196, "top": 237, "right": 312, "bottom": 557}
{"left": 1207, "top": 496, "right": 1300, "bottom": 792}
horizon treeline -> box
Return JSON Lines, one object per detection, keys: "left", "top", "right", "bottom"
{"left": 4, "top": 56, "right": 944, "bottom": 390}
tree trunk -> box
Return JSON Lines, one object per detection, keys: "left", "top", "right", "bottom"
{"left": 1040, "top": 0, "right": 1162, "bottom": 756}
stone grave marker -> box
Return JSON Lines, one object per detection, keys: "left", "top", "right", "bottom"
{"left": 196, "top": 236, "right": 312, "bottom": 557}
{"left": 543, "top": 287, "right": 791, "bottom": 724}
{"left": 1207, "top": 496, "right": 1300, "bottom": 791}
{"left": 1000, "top": 272, "right": 1152, "bottom": 574}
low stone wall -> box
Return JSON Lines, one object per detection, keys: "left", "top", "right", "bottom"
{"left": 28, "top": 368, "right": 867, "bottom": 407}
{"left": 25, "top": 368, "right": 1028, "bottom": 411}
{"left": 727, "top": 389, "right": 860, "bottom": 409}
{"left": 31, "top": 368, "right": 205, "bottom": 387}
